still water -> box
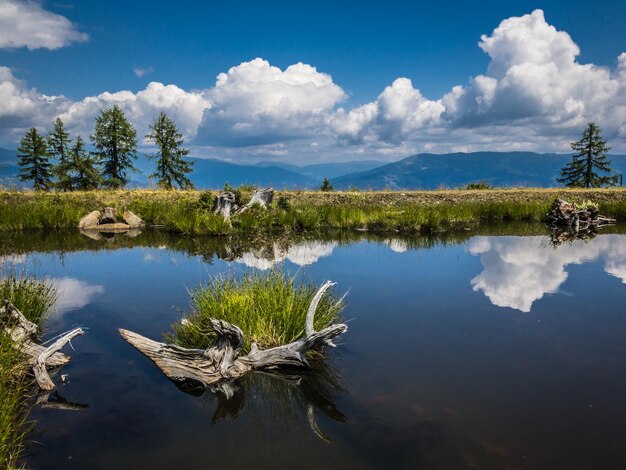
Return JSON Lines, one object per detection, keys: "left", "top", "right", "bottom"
{"left": 3, "top": 228, "right": 626, "bottom": 469}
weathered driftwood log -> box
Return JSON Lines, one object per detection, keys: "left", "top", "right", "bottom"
{"left": 213, "top": 191, "right": 238, "bottom": 218}
{"left": 99, "top": 206, "right": 117, "bottom": 225}
{"left": 78, "top": 210, "right": 101, "bottom": 229}
{"left": 546, "top": 198, "right": 615, "bottom": 230}
{"left": 1, "top": 300, "right": 85, "bottom": 390}
{"left": 119, "top": 280, "right": 347, "bottom": 387}
{"left": 236, "top": 188, "right": 274, "bottom": 215}
{"left": 123, "top": 210, "right": 145, "bottom": 228}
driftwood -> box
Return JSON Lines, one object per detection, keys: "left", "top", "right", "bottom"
{"left": 213, "top": 188, "right": 274, "bottom": 219}
{"left": 546, "top": 198, "right": 615, "bottom": 231}
{"left": 213, "top": 191, "right": 238, "bottom": 218}
{"left": 119, "top": 281, "right": 347, "bottom": 387}
{"left": 1, "top": 300, "right": 84, "bottom": 390}
{"left": 78, "top": 208, "right": 144, "bottom": 232}
{"left": 236, "top": 188, "right": 274, "bottom": 215}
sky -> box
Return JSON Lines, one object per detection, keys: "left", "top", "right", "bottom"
{"left": 0, "top": 0, "right": 625, "bottom": 163}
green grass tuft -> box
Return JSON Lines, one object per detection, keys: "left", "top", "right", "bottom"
{"left": 169, "top": 270, "right": 344, "bottom": 352}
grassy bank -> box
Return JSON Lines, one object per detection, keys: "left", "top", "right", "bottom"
{"left": 1, "top": 188, "right": 626, "bottom": 235}
{"left": 169, "top": 271, "right": 344, "bottom": 353}
{"left": 0, "top": 276, "right": 56, "bottom": 468}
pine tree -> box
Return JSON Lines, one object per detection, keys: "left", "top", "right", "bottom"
{"left": 91, "top": 105, "right": 138, "bottom": 189}
{"left": 17, "top": 128, "right": 52, "bottom": 191}
{"left": 48, "top": 117, "right": 73, "bottom": 191}
{"left": 320, "top": 178, "right": 333, "bottom": 191}
{"left": 68, "top": 136, "right": 102, "bottom": 190}
{"left": 145, "top": 112, "right": 194, "bottom": 189}
{"left": 558, "top": 122, "right": 618, "bottom": 188}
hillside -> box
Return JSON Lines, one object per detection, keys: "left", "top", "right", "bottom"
{"left": 332, "top": 152, "right": 626, "bottom": 189}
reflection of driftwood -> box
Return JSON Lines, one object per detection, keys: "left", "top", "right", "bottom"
{"left": 120, "top": 281, "right": 347, "bottom": 387}
{"left": 1, "top": 300, "right": 84, "bottom": 390}
{"left": 546, "top": 198, "right": 615, "bottom": 231}
{"left": 35, "top": 390, "right": 89, "bottom": 411}
{"left": 550, "top": 227, "right": 597, "bottom": 246}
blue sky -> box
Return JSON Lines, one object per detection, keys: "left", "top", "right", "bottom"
{"left": 1, "top": 0, "right": 625, "bottom": 162}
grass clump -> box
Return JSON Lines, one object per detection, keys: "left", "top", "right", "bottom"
{"left": 169, "top": 270, "right": 344, "bottom": 353}
{"left": 0, "top": 275, "right": 57, "bottom": 469}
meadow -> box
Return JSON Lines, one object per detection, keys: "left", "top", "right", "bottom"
{"left": 1, "top": 188, "right": 625, "bottom": 235}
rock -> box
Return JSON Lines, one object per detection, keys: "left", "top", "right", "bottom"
{"left": 99, "top": 207, "right": 117, "bottom": 225}
{"left": 78, "top": 210, "right": 101, "bottom": 229}
{"left": 123, "top": 211, "right": 145, "bottom": 228}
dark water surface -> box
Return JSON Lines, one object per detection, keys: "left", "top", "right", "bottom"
{"left": 3, "top": 228, "right": 626, "bottom": 469}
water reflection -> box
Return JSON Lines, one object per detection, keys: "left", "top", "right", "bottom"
{"left": 53, "top": 277, "right": 105, "bottom": 315}
{"left": 469, "top": 234, "right": 626, "bottom": 312}
{"left": 234, "top": 241, "right": 338, "bottom": 270}
{"left": 172, "top": 362, "right": 346, "bottom": 443}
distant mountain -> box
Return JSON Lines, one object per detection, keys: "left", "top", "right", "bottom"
{"left": 332, "top": 152, "right": 626, "bottom": 190}
{"left": 256, "top": 160, "right": 387, "bottom": 181}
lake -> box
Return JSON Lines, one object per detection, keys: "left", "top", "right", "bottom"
{"left": 3, "top": 227, "right": 626, "bottom": 469}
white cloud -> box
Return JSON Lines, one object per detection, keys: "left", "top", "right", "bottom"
{"left": 469, "top": 235, "right": 626, "bottom": 312}
{"left": 0, "top": 0, "right": 88, "bottom": 50}
{"left": 53, "top": 277, "right": 104, "bottom": 315}
{"left": 194, "top": 58, "right": 346, "bottom": 146}
{"left": 1, "top": 10, "right": 625, "bottom": 158}
{"left": 133, "top": 67, "right": 154, "bottom": 78}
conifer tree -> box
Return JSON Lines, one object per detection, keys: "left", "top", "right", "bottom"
{"left": 558, "top": 122, "right": 618, "bottom": 188}
{"left": 145, "top": 112, "right": 194, "bottom": 189}
{"left": 67, "top": 136, "right": 102, "bottom": 190}
{"left": 17, "top": 127, "right": 52, "bottom": 191}
{"left": 91, "top": 105, "right": 138, "bottom": 188}
{"left": 48, "top": 117, "right": 73, "bottom": 191}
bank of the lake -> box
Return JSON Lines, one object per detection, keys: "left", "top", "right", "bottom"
{"left": 1, "top": 188, "right": 626, "bottom": 235}
{"left": 0, "top": 277, "right": 56, "bottom": 468}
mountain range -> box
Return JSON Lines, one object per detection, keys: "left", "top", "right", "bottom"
{"left": 1, "top": 147, "right": 625, "bottom": 190}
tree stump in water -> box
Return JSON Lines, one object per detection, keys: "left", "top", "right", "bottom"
{"left": 119, "top": 281, "right": 347, "bottom": 387}
{"left": 99, "top": 206, "right": 117, "bottom": 225}
{"left": 1, "top": 300, "right": 84, "bottom": 390}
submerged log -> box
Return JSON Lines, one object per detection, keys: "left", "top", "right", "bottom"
{"left": 1, "top": 300, "right": 84, "bottom": 390}
{"left": 213, "top": 191, "right": 238, "bottom": 218}
{"left": 546, "top": 198, "right": 615, "bottom": 230}
{"left": 119, "top": 280, "right": 347, "bottom": 387}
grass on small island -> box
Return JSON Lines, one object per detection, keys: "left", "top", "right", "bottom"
{"left": 0, "top": 275, "right": 57, "bottom": 469}
{"left": 0, "top": 187, "right": 625, "bottom": 235}
{"left": 168, "top": 270, "right": 344, "bottom": 353}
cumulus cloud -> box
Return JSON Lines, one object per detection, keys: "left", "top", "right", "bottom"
{"left": 469, "top": 235, "right": 626, "bottom": 312}
{"left": 194, "top": 58, "right": 346, "bottom": 146}
{"left": 1, "top": 10, "right": 625, "bottom": 157}
{"left": 331, "top": 9, "right": 626, "bottom": 153}
{"left": 0, "top": 0, "right": 88, "bottom": 50}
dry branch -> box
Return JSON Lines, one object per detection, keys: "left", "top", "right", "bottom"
{"left": 1, "top": 300, "right": 84, "bottom": 390}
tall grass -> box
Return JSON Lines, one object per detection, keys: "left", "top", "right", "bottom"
{"left": 0, "top": 276, "right": 57, "bottom": 468}
{"left": 1, "top": 188, "right": 625, "bottom": 235}
{"left": 169, "top": 271, "right": 344, "bottom": 352}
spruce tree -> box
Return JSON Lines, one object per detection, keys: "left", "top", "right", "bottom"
{"left": 17, "top": 127, "right": 52, "bottom": 191}
{"left": 91, "top": 105, "right": 138, "bottom": 189}
{"left": 145, "top": 112, "right": 194, "bottom": 189}
{"left": 69, "top": 136, "right": 101, "bottom": 190}
{"left": 48, "top": 117, "right": 73, "bottom": 191}
{"left": 558, "top": 122, "right": 618, "bottom": 188}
